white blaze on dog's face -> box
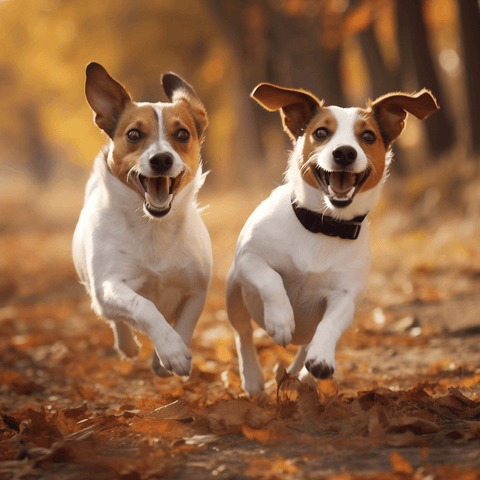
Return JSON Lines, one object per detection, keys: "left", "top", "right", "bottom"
{"left": 85, "top": 63, "right": 208, "bottom": 218}
{"left": 251, "top": 83, "right": 438, "bottom": 211}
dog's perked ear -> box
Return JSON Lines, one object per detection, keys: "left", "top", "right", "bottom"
{"left": 85, "top": 63, "right": 132, "bottom": 139}
{"left": 370, "top": 89, "right": 439, "bottom": 147}
{"left": 251, "top": 83, "right": 322, "bottom": 141}
{"left": 161, "top": 72, "right": 208, "bottom": 141}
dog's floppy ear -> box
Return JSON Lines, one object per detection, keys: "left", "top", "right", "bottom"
{"left": 162, "top": 73, "right": 208, "bottom": 140}
{"left": 370, "top": 89, "right": 439, "bottom": 147}
{"left": 251, "top": 83, "right": 322, "bottom": 140}
{"left": 85, "top": 63, "right": 132, "bottom": 138}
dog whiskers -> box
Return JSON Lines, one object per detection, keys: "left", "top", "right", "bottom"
{"left": 127, "top": 166, "right": 140, "bottom": 185}
{"left": 300, "top": 153, "right": 317, "bottom": 176}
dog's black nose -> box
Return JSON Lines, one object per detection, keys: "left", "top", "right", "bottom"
{"left": 332, "top": 146, "right": 357, "bottom": 166}
{"left": 149, "top": 153, "right": 174, "bottom": 174}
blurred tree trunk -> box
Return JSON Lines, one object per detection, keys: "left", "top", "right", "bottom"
{"left": 358, "top": 25, "right": 405, "bottom": 174}
{"left": 358, "top": 26, "right": 401, "bottom": 99}
{"left": 457, "top": 0, "right": 480, "bottom": 154}
{"left": 203, "top": 1, "right": 269, "bottom": 169}
{"left": 204, "top": 1, "right": 346, "bottom": 102}
{"left": 204, "top": 0, "right": 347, "bottom": 175}
{"left": 265, "top": 9, "right": 346, "bottom": 106}
{"left": 22, "top": 104, "right": 53, "bottom": 183}
{"left": 396, "top": 0, "right": 456, "bottom": 157}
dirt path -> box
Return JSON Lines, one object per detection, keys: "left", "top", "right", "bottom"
{"left": 1, "top": 185, "right": 480, "bottom": 479}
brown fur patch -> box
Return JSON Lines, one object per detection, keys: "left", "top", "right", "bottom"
{"left": 354, "top": 112, "right": 387, "bottom": 192}
{"left": 162, "top": 101, "right": 203, "bottom": 192}
{"left": 368, "top": 90, "right": 439, "bottom": 147}
{"left": 300, "top": 108, "right": 338, "bottom": 189}
{"left": 251, "top": 83, "right": 322, "bottom": 140}
{"left": 108, "top": 104, "right": 158, "bottom": 188}
{"left": 107, "top": 101, "right": 203, "bottom": 198}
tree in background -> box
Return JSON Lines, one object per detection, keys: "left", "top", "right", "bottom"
{"left": 206, "top": 0, "right": 475, "bottom": 173}
{"left": 0, "top": 0, "right": 477, "bottom": 187}
{"left": 457, "top": 0, "right": 480, "bottom": 154}
{"left": 396, "top": 0, "right": 456, "bottom": 156}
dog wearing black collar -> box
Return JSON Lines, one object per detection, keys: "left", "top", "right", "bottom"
{"left": 226, "top": 82, "right": 438, "bottom": 396}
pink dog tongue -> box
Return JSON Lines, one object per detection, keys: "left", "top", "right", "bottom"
{"left": 146, "top": 177, "right": 171, "bottom": 208}
{"left": 329, "top": 172, "right": 356, "bottom": 194}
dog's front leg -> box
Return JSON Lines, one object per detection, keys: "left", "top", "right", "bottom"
{"left": 240, "top": 254, "right": 295, "bottom": 347}
{"left": 152, "top": 290, "right": 207, "bottom": 377}
{"left": 304, "top": 291, "right": 356, "bottom": 379}
{"left": 98, "top": 278, "right": 192, "bottom": 376}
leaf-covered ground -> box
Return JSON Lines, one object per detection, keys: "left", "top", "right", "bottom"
{"left": 1, "top": 166, "right": 480, "bottom": 479}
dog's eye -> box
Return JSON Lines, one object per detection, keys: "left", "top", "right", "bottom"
{"left": 313, "top": 127, "right": 330, "bottom": 141}
{"left": 126, "top": 129, "right": 142, "bottom": 143}
{"left": 175, "top": 129, "right": 190, "bottom": 143}
{"left": 362, "top": 130, "right": 377, "bottom": 144}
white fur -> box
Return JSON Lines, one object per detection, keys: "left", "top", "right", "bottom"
{"left": 73, "top": 121, "right": 212, "bottom": 377}
{"left": 226, "top": 107, "right": 388, "bottom": 396}
{"left": 319, "top": 108, "right": 369, "bottom": 174}
{"left": 136, "top": 106, "right": 185, "bottom": 178}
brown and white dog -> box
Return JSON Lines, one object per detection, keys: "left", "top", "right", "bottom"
{"left": 226, "top": 83, "right": 438, "bottom": 396}
{"left": 73, "top": 63, "right": 211, "bottom": 377}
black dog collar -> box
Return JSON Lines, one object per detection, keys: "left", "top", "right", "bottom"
{"left": 291, "top": 197, "right": 367, "bottom": 240}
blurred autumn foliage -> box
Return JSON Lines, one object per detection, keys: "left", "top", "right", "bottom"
{"left": 0, "top": 0, "right": 479, "bottom": 186}
{"left": 2, "top": 0, "right": 480, "bottom": 478}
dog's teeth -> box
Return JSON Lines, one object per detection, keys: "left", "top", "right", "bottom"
{"left": 328, "top": 186, "right": 335, "bottom": 197}
{"left": 346, "top": 187, "right": 355, "bottom": 199}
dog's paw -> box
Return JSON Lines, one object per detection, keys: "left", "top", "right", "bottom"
{"left": 154, "top": 331, "right": 192, "bottom": 377}
{"left": 242, "top": 368, "right": 265, "bottom": 397}
{"left": 264, "top": 301, "right": 294, "bottom": 347}
{"left": 151, "top": 352, "right": 173, "bottom": 377}
{"left": 266, "top": 322, "right": 293, "bottom": 347}
{"left": 304, "top": 358, "right": 335, "bottom": 380}
{"left": 243, "top": 379, "right": 265, "bottom": 398}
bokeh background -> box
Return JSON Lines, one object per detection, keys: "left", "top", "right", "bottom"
{"left": 1, "top": 0, "right": 479, "bottom": 291}
{"left": 2, "top": 2, "right": 480, "bottom": 476}
{"left": 1, "top": 0, "right": 479, "bottom": 187}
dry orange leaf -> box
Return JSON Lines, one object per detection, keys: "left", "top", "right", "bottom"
{"left": 390, "top": 451, "right": 414, "bottom": 474}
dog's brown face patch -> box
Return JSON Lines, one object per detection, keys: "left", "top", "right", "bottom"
{"left": 162, "top": 101, "right": 202, "bottom": 193}
{"left": 301, "top": 108, "right": 338, "bottom": 189}
{"left": 298, "top": 108, "right": 387, "bottom": 195}
{"left": 107, "top": 100, "right": 203, "bottom": 198}
{"left": 109, "top": 104, "right": 159, "bottom": 188}
{"left": 353, "top": 112, "right": 387, "bottom": 193}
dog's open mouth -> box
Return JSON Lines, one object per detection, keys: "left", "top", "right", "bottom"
{"left": 128, "top": 171, "right": 185, "bottom": 217}
{"left": 313, "top": 166, "right": 370, "bottom": 208}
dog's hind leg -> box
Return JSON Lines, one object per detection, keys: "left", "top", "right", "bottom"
{"left": 287, "top": 346, "right": 317, "bottom": 387}
{"left": 112, "top": 320, "right": 141, "bottom": 358}
{"left": 226, "top": 273, "right": 265, "bottom": 397}
{"left": 287, "top": 345, "right": 307, "bottom": 376}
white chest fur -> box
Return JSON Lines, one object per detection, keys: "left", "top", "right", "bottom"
{"left": 233, "top": 184, "right": 370, "bottom": 345}
{"left": 73, "top": 154, "right": 212, "bottom": 377}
